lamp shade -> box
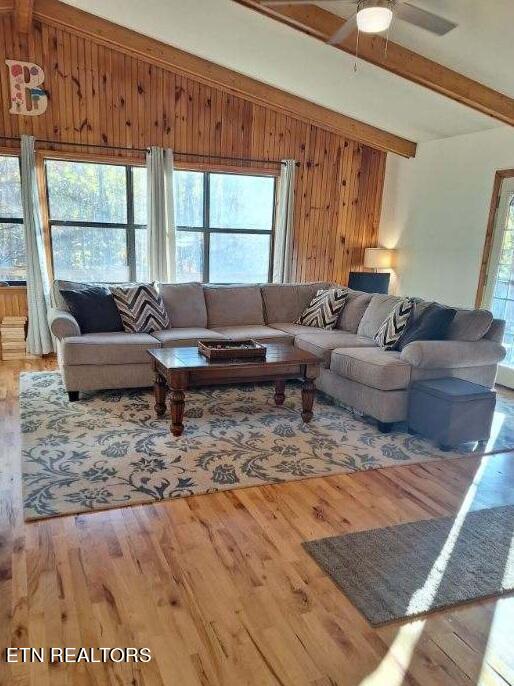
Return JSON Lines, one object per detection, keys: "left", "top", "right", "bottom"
{"left": 364, "top": 247, "right": 395, "bottom": 269}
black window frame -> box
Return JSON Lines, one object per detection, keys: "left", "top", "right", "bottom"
{"left": 43, "top": 161, "right": 277, "bottom": 284}
{"left": 44, "top": 159, "right": 146, "bottom": 283}
{"left": 0, "top": 154, "right": 26, "bottom": 285}
{"left": 176, "top": 170, "right": 277, "bottom": 284}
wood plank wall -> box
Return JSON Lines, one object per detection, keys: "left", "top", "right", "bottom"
{"left": 0, "top": 12, "right": 386, "bottom": 288}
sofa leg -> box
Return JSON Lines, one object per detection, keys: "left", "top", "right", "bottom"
{"left": 377, "top": 421, "right": 393, "bottom": 434}
{"left": 68, "top": 391, "right": 79, "bottom": 402}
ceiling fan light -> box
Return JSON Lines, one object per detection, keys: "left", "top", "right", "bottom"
{"left": 356, "top": 6, "right": 393, "bottom": 33}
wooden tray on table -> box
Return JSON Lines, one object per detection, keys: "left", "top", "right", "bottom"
{"left": 197, "top": 339, "right": 267, "bottom": 361}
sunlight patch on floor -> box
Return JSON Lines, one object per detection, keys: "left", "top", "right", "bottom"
{"left": 359, "top": 458, "right": 489, "bottom": 686}
{"left": 476, "top": 520, "right": 514, "bottom": 684}
{"left": 485, "top": 411, "right": 505, "bottom": 451}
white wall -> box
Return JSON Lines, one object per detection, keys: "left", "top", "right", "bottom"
{"left": 379, "top": 126, "right": 514, "bottom": 308}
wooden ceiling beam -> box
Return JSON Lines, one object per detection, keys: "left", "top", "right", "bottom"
{"left": 14, "top": 0, "right": 33, "bottom": 33}
{"left": 235, "top": 0, "right": 514, "bottom": 128}
{"left": 28, "top": 0, "right": 415, "bottom": 157}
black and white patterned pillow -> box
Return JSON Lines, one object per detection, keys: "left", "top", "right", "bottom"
{"left": 374, "top": 298, "right": 414, "bottom": 350}
{"left": 296, "top": 288, "right": 349, "bottom": 330}
{"left": 111, "top": 284, "right": 169, "bottom": 334}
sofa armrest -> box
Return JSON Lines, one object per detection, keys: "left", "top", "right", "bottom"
{"left": 400, "top": 339, "right": 506, "bottom": 369}
{"left": 48, "top": 308, "right": 81, "bottom": 340}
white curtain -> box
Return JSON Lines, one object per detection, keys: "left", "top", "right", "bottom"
{"left": 20, "top": 135, "right": 53, "bottom": 355}
{"left": 146, "top": 147, "right": 176, "bottom": 282}
{"left": 273, "top": 159, "right": 296, "bottom": 283}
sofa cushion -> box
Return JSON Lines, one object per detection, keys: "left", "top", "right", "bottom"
{"left": 61, "top": 332, "right": 160, "bottom": 366}
{"left": 484, "top": 318, "right": 505, "bottom": 343}
{"left": 204, "top": 285, "right": 265, "bottom": 327}
{"left": 269, "top": 323, "right": 326, "bottom": 336}
{"left": 447, "top": 309, "right": 493, "bottom": 342}
{"left": 157, "top": 282, "right": 207, "bottom": 328}
{"left": 336, "top": 290, "right": 373, "bottom": 333}
{"left": 330, "top": 347, "right": 411, "bottom": 391}
{"left": 295, "top": 331, "right": 376, "bottom": 367}
{"left": 296, "top": 288, "right": 349, "bottom": 329}
{"left": 261, "top": 282, "right": 329, "bottom": 323}
{"left": 151, "top": 328, "right": 227, "bottom": 348}
{"left": 357, "top": 294, "right": 403, "bottom": 339}
{"left": 212, "top": 325, "right": 293, "bottom": 344}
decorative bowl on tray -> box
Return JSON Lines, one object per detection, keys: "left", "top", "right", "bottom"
{"left": 197, "top": 339, "right": 267, "bottom": 361}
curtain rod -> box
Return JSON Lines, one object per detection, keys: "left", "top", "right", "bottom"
{"left": 0, "top": 135, "right": 296, "bottom": 166}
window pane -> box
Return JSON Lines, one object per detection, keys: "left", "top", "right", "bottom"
{"left": 176, "top": 231, "right": 203, "bottom": 282}
{"left": 46, "top": 160, "right": 127, "bottom": 223}
{"left": 0, "top": 223, "right": 25, "bottom": 280}
{"left": 497, "top": 262, "right": 511, "bottom": 282}
{"left": 0, "top": 156, "right": 23, "bottom": 218}
{"left": 174, "top": 171, "right": 203, "bottom": 227}
{"left": 52, "top": 226, "right": 129, "bottom": 282}
{"left": 492, "top": 297, "right": 507, "bottom": 321}
{"left": 209, "top": 233, "right": 270, "bottom": 283}
{"left": 494, "top": 280, "right": 509, "bottom": 299}
{"left": 135, "top": 228, "right": 148, "bottom": 281}
{"left": 504, "top": 332, "right": 514, "bottom": 366}
{"left": 209, "top": 174, "right": 275, "bottom": 230}
{"left": 133, "top": 166, "right": 147, "bottom": 225}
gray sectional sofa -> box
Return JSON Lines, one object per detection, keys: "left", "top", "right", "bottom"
{"left": 48, "top": 280, "right": 506, "bottom": 430}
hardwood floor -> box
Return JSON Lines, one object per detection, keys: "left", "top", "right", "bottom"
{"left": 1, "top": 358, "right": 513, "bottom": 686}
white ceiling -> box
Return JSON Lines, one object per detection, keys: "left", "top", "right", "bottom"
{"left": 318, "top": 0, "right": 514, "bottom": 98}
{"left": 62, "top": 0, "right": 506, "bottom": 149}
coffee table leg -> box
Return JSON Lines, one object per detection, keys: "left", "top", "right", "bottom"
{"left": 154, "top": 374, "right": 167, "bottom": 417}
{"left": 170, "top": 389, "right": 185, "bottom": 436}
{"left": 274, "top": 379, "right": 286, "bottom": 406}
{"left": 301, "top": 379, "right": 315, "bottom": 423}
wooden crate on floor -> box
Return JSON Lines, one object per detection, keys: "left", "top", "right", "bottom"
{"left": 1, "top": 316, "right": 27, "bottom": 360}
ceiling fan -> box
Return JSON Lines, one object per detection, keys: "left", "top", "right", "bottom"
{"left": 260, "top": 1, "right": 458, "bottom": 44}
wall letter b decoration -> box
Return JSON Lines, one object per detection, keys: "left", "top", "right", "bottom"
{"left": 6, "top": 59, "right": 48, "bottom": 115}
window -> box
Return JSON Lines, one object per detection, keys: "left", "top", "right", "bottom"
{"left": 174, "top": 171, "right": 276, "bottom": 283}
{"left": 45, "top": 160, "right": 147, "bottom": 282}
{"left": 45, "top": 162, "right": 275, "bottom": 284}
{"left": 482, "top": 176, "right": 514, "bottom": 380}
{"left": 0, "top": 155, "right": 25, "bottom": 281}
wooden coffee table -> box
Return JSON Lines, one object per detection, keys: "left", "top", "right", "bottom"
{"left": 148, "top": 344, "right": 320, "bottom": 436}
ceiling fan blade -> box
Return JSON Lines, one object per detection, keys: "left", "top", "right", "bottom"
{"left": 328, "top": 13, "right": 358, "bottom": 45}
{"left": 396, "top": 2, "right": 457, "bottom": 36}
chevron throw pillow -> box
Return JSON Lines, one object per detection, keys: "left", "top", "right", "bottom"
{"left": 374, "top": 298, "right": 414, "bottom": 350}
{"left": 296, "top": 288, "right": 349, "bottom": 329}
{"left": 111, "top": 284, "right": 169, "bottom": 334}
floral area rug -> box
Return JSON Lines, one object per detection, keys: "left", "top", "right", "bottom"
{"left": 20, "top": 372, "right": 514, "bottom": 521}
